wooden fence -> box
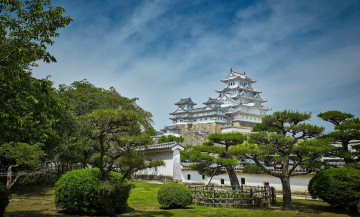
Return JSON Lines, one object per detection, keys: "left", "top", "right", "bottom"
{"left": 186, "top": 185, "right": 276, "bottom": 208}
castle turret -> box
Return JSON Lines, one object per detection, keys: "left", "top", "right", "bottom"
{"left": 175, "top": 97, "right": 196, "bottom": 111}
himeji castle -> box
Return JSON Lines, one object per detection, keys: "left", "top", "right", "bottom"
{"left": 169, "top": 69, "right": 271, "bottom": 134}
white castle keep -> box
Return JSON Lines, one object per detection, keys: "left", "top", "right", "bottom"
{"left": 168, "top": 69, "right": 271, "bottom": 134}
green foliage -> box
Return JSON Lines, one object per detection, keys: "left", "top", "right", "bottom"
{"left": 0, "top": 142, "right": 46, "bottom": 169}
{"left": 57, "top": 80, "right": 134, "bottom": 116}
{"left": 252, "top": 122, "right": 282, "bottom": 133}
{"left": 157, "top": 183, "right": 192, "bottom": 208}
{"left": 0, "top": 182, "right": 10, "bottom": 217}
{"left": 344, "top": 162, "right": 360, "bottom": 170}
{"left": 0, "top": 0, "right": 72, "bottom": 187}
{"left": 317, "top": 111, "right": 354, "bottom": 126}
{"left": 208, "top": 133, "right": 246, "bottom": 146}
{"left": 242, "top": 164, "right": 264, "bottom": 174}
{"left": 318, "top": 110, "right": 360, "bottom": 163}
{"left": 0, "top": 0, "right": 72, "bottom": 69}
{"left": 158, "top": 135, "right": 184, "bottom": 144}
{"left": 230, "top": 110, "right": 333, "bottom": 209}
{"left": 182, "top": 136, "right": 242, "bottom": 185}
{"left": 308, "top": 167, "right": 360, "bottom": 210}
{"left": 54, "top": 168, "right": 131, "bottom": 215}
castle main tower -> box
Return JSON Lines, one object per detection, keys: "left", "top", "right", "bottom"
{"left": 169, "top": 69, "right": 271, "bottom": 134}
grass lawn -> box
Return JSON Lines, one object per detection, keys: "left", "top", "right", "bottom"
{"left": 5, "top": 182, "right": 356, "bottom": 217}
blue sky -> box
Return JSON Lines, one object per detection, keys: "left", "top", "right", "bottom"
{"left": 33, "top": 0, "right": 360, "bottom": 131}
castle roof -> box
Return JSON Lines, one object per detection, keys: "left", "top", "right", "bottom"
{"left": 136, "top": 142, "right": 184, "bottom": 152}
{"left": 221, "top": 69, "right": 255, "bottom": 83}
{"left": 203, "top": 97, "right": 222, "bottom": 105}
{"left": 175, "top": 97, "right": 196, "bottom": 105}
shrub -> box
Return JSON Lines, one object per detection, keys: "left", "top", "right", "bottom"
{"left": 157, "top": 182, "right": 192, "bottom": 208}
{"left": 308, "top": 167, "right": 360, "bottom": 210}
{"left": 0, "top": 182, "right": 10, "bottom": 217}
{"left": 55, "top": 168, "right": 131, "bottom": 215}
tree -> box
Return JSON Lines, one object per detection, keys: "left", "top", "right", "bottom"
{"left": 182, "top": 133, "right": 246, "bottom": 188}
{"left": 158, "top": 135, "right": 184, "bottom": 144}
{"left": 0, "top": 75, "right": 66, "bottom": 188}
{"left": 0, "top": 0, "right": 72, "bottom": 188}
{"left": 317, "top": 111, "right": 360, "bottom": 163}
{"left": 181, "top": 143, "right": 226, "bottom": 185}
{"left": 81, "top": 102, "right": 160, "bottom": 216}
{"left": 208, "top": 133, "right": 246, "bottom": 188}
{"left": 230, "top": 110, "right": 333, "bottom": 210}
{"left": 0, "top": 0, "right": 72, "bottom": 70}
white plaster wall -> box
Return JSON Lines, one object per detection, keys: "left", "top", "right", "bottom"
{"left": 181, "top": 170, "right": 314, "bottom": 193}
{"left": 136, "top": 151, "right": 174, "bottom": 177}
{"left": 172, "top": 149, "right": 182, "bottom": 180}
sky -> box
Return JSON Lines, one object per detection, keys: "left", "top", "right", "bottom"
{"left": 33, "top": 0, "right": 360, "bottom": 131}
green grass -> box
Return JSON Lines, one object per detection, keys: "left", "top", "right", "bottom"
{"left": 4, "top": 182, "right": 356, "bottom": 217}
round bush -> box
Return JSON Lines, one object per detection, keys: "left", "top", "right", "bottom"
{"left": 0, "top": 182, "right": 10, "bottom": 217}
{"left": 308, "top": 167, "right": 360, "bottom": 210}
{"left": 55, "top": 168, "right": 131, "bottom": 215}
{"left": 157, "top": 182, "right": 192, "bottom": 208}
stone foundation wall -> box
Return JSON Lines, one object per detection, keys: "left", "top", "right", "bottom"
{"left": 233, "top": 121, "right": 257, "bottom": 128}
{"left": 181, "top": 131, "right": 209, "bottom": 146}
{"left": 176, "top": 122, "right": 225, "bottom": 134}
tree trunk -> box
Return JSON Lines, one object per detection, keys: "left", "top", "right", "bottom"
{"left": 280, "top": 176, "right": 292, "bottom": 210}
{"left": 342, "top": 141, "right": 354, "bottom": 163}
{"left": 226, "top": 166, "right": 240, "bottom": 190}
{"left": 102, "top": 188, "right": 117, "bottom": 217}
{"left": 7, "top": 165, "right": 18, "bottom": 189}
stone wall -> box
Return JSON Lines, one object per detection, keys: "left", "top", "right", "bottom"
{"left": 233, "top": 121, "right": 257, "bottom": 128}
{"left": 176, "top": 122, "right": 225, "bottom": 134}
{"left": 181, "top": 131, "right": 209, "bottom": 146}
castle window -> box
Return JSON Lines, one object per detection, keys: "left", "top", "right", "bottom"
{"left": 202, "top": 175, "right": 205, "bottom": 180}
{"left": 241, "top": 178, "right": 245, "bottom": 185}
{"left": 220, "top": 179, "right": 225, "bottom": 185}
{"left": 187, "top": 174, "right": 191, "bottom": 180}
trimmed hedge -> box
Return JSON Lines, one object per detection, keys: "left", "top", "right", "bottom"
{"left": 0, "top": 182, "right": 10, "bottom": 217}
{"left": 55, "top": 168, "right": 131, "bottom": 215}
{"left": 157, "top": 182, "right": 192, "bottom": 208}
{"left": 308, "top": 167, "right": 360, "bottom": 210}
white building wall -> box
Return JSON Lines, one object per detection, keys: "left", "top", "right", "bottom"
{"left": 136, "top": 151, "right": 174, "bottom": 177}
{"left": 181, "top": 169, "right": 314, "bottom": 193}
{"left": 172, "top": 148, "right": 182, "bottom": 181}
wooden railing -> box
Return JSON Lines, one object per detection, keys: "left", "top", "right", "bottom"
{"left": 186, "top": 185, "right": 276, "bottom": 207}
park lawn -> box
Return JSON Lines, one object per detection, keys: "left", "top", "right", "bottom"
{"left": 5, "top": 181, "right": 354, "bottom": 217}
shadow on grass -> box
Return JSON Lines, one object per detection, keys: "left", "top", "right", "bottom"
{"left": 5, "top": 209, "right": 76, "bottom": 217}
{"left": 276, "top": 200, "right": 359, "bottom": 217}
{"left": 120, "top": 206, "right": 174, "bottom": 217}
{"left": 11, "top": 184, "right": 54, "bottom": 198}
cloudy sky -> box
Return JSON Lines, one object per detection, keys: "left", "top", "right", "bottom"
{"left": 33, "top": 0, "right": 360, "bottom": 131}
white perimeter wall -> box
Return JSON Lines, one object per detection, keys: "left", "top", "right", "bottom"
{"left": 181, "top": 170, "right": 314, "bottom": 193}
{"left": 136, "top": 151, "right": 174, "bottom": 177}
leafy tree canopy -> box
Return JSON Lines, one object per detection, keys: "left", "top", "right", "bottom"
{"left": 158, "top": 135, "right": 184, "bottom": 144}
{"left": 183, "top": 133, "right": 246, "bottom": 188}
{"left": 0, "top": 0, "right": 71, "bottom": 188}
{"left": 78, "top": 93, "right": 158, "bottom": 216}
{"left": 317, "top": 110, "right": 360, "bottom": 163}
{"left": 0, "top": 0, "right": 72, "bottom": 70}
{"left": 230, "top": 110, "right": 334, "bottom": 210}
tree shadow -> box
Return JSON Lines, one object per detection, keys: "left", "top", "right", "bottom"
{"left": 276, "top": 200, "right": 359, "bottom": 217}
{"left": 120, "top": 206, "right": 174, "bottom": 217}
{"left": 11, "top": 184, "right": 54, "bottom": 198}
{"left": 5, "top": 209, "right": 76, "bottom": 217}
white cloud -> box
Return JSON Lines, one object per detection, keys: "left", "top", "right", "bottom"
{"left": 33, "top": 0, "right": 360, "bottom": 131}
